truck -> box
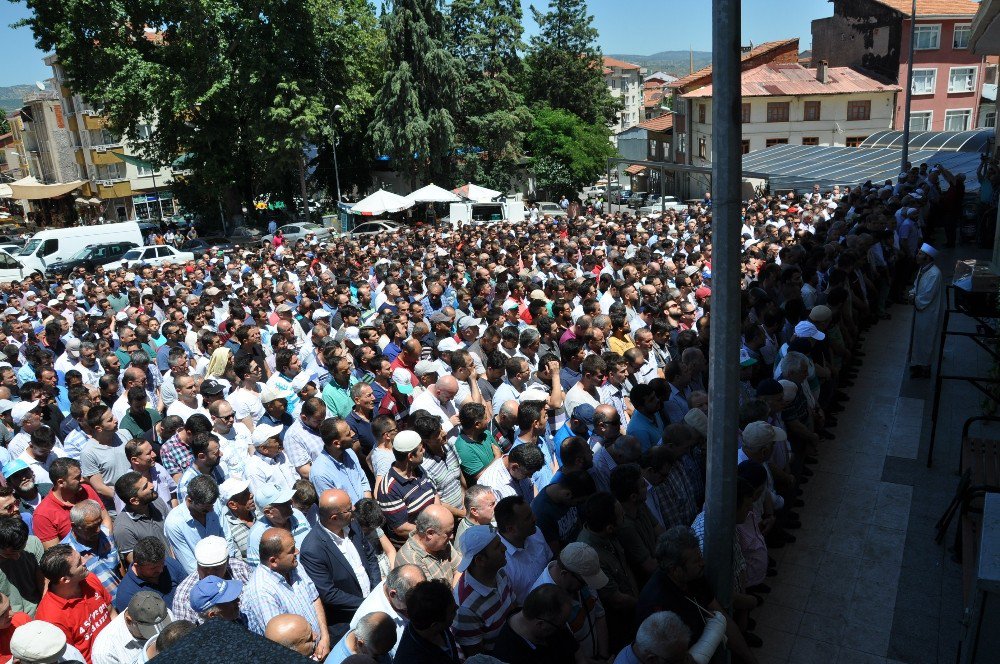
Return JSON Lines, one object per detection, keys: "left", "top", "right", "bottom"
{"left": 15, "top": 221, "right": 144, "bottom": 275}
{"left": 445, "top": 199, "right": 526, "bottom": 228}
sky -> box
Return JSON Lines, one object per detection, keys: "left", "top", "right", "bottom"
{"left": 0, "top": 0, "right": 834, "bottom": 87}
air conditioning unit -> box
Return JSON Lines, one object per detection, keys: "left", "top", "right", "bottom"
{"left": 95, "top": 147, "right": 107, "bottom": 153}
{"left": 84, "top": 110, "right": 99, "bottom": 117}
{"left": 99, "top": 180, "right": 113, "bottom": 187}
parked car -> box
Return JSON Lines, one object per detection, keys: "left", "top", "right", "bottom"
{"left": 227, "top": 226, "right": 262, "bottom": 244}
{"left": 181, "top": 236, "right": 238, "bottom": 254}
{"left": 0, "top": 244, "right": 21, "bottom": 257}
{"left": 105, "top": 244, "right": 195, "bottom": 270}
{"left": 348, "top": 221, "right": 404, "bottom": 237}
{"left": 261, "top": 222, "right": 333, "bottom": 244}
{"left": 628, "top": 192, "right": 649, "bottom": 209}
{"left": 535, "top": 202, "right": 567, "bottom": 218}
{"left": 638, "top": 195, "right": 689, "bottom": 216}
{"left": 45, "top": 241, "right": 139, "bottom": 276}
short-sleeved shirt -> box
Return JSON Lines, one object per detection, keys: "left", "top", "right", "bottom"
{"left": 33, "top": 484, "right": 103, "bottom": 543}
{"left": 113, "top": 502, "right": 168, "bottom": 556}
{"left": 321, "top": 381, "right": 354, "bottom": 419}
{"left": 531, "top": 563, "right": 605, "bottom": 654}
{"left": 163, "top": 502, "right": 227, "bottom": 574}
{"left": 283, "top": 419, "right": 325, "bottom": 469}
{"left": 375, "top": 467, "right": 437, "bottom": 545}
{"left": 479, "top": 456, "right": 534, "bottom": 502}
{"left": 171, "top": 557, "right": 252, "bottom": 624}
{"left": 245, "top": 510, "right": 311, "bottom": 567}
{"left": 0, "top": 535, "right": 44, "bottom": 615}
{"left": 159, "top": 434, "right": 194, "bottom": 478}
{"left": 34, "top": 573, "right": 114, "bottom": 663}
{"left": 345, "top": 411, "right": 378, "bottom": 456}
{"left": 244, "top": 563, "right": 320, "bottom": 635}
{"left": 60, "top": 528, "right": 121, "bottom": 599}
{"left": 492, "top": 613, "right": 579, "bottom": 664}
{"left": 454, "top": 431, "right": 497, "bottom": 480}
{"left": 120, "top": 408, "right": 162, "bottom": 440}
{"left": 112, "top": 556, "right": 187, "bottom": 613}
{"left": 453, "top": 568, "right": 516, "bottom": 653}
{"left": 310, "top": 449, "right": 370, "bottom": 505}
{"left": 420, "top": 443, "right": 464, "bottom": 510}
{"left": 531, "top": 488, "right": 579, "bottom": 550}
{"left": 394, "top": 534, "right": 460, "bottom": 584}
{"left": 80, "top": 439, "right": 133, "bottom": 511}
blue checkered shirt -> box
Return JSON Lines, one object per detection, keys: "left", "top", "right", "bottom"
{"left": 244, "top": 563, "right": 320, "bottom": 636}
{"left": 61, "top": 528, "right": 121, "bottom": 600}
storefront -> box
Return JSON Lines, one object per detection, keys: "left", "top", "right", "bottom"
{"left": 132, "top": 191, "right": 175, "bottom": 220}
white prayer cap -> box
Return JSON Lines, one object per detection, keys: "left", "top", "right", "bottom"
{"left": 919, "top": 243, "right": 938, "bottom": 258}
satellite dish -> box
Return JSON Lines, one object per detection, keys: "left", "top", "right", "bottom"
{"left": 34, "top": 81, "right": 45, "bottom": 91}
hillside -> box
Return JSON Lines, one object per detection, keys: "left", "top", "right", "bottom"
{"left": 606, "top": 50, "right": 712, "bottom": 77}
{"left": 0, "top": 85, "right": 33, "bottom": 114}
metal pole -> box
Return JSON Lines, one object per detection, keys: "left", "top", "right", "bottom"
{"left": 901, "top": 0, "right": 917, "bottom": 171}
{"left": 218, "top": 199, "right": 226, "bottom": 236}
{"left": 150, "top": 169, "right": 165, "bottom": 221}
{"left": 705, "top": 0, "right": 740, "bottom": 610}
{"left": 299, "top": 148, "right": 310, "bottom": 224}
{"left": 331, "top": 125, "right": 342, "bottom": 206}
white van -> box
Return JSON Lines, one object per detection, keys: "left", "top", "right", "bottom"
{"left": 16, "top": 222, "right": 144, "bottom": 275}
{"left": 447, "top": 200, "right": 526, "bottom": 227}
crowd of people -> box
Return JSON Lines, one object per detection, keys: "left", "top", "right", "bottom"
{"left": 0, "top": 165, "right": 947, "bottom": 664}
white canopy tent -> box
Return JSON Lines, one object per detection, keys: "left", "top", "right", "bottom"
{"left": 453, "top": 183, "right": 502, "bottom": 203}
{"left": 404, "top": 183, "right": 462, "bottom": 204}
{"left": 350, "top": 189, "right": 413, "bottom": 216}
{"left": 0, "top": 185, "right": 11, "bottom": 199}
{"left": 0, "top": 176, "right": 86, "bottom": 200}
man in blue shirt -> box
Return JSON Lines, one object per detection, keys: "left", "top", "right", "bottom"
{"left": 114, "top": 535, "right": 187, "bottom": 612}
{"left": 310, "top": 418, "right": 371, "bottom": 504}
{"left": 626, "top": 384, "right": 664, "bottom": 452}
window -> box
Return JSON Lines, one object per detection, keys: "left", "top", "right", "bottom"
{"left": 42, "top": 239, "right": 58, "bottom": 256}
{"left": 741, "top": 103, "right": 751, "bottom": 123}
{"left": 698, "top": 137, "right": 707, "bottom": 158}
{"left": 948, "top": 67, "right": 977, "bottom": 93}
{"left": 741, "top": 140, "right": 750, "bottom": 155}
{"left": 845, "top": 136, "right": 867, "bottom": 147}
{"left": 611, "top": 78, "right": 618, "bottom": 89}
{"left": 678, "top": 134, "right": 686, "bottom": 154}
{"left": 984, "top": 111, "right": 997, "bottom": 128}
{"left": 137, "top": 124, "right": 153, "bottom": 140}
{"left": 766, "top": 102, "right": 790, "bottom": 122}
{"left": 802, "top": 137, "right": 819, "bottom": 145}
{"left": 914, "top": 24, "right": 941, "bottom": 50}
{"left": 137, "top": 163, "right": 154, "bottom": 177}
{"left": 648, "top": 139, "right": 657, "bottom": 158}
{"left": 803, "top": 101, "right": 821, "bottom": 121}
{"left": 911, "top": 69, "right": 937, "bottom": 95}
{"left": 954, "top": 24, "right": 971, "bottom": 49}
{"left": 909, "top": 111, "right": 933, "bottom": 131}
{"left": 847, "top": 100, "right": 871, "bottom": 121}
{"left": 944, "top": 109, "right": 972, "bottom": 131}
{"left": 698, "top": 104, "right": 706, "bottom": 124}
{"left": 765, "top": 138, "right": 788, "bottom": 148}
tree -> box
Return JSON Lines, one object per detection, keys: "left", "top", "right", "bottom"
{"left": 0, "top": 116, "right": 9, "bottom": 135}
{"left": 370, "top": 0, "right": 462, "bottom": 187}
{"left": 523, "top": 0, "right": 619, "bottom": 126}
{"left": 449, "top": 0, "right": 532, "bottom": 190}
{"left": 14, "top": 0, "right": 382, "bottom": 224}
{"left": 526, "top": 105, "right": 616, "bottom": 197}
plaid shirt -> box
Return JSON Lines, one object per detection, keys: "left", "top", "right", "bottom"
{"left": 649, "top": 462, "right": 701, "bottom": 529}
{"left": 61, "top": 528, "right": 121, "bottom": 599}
{"left": 244, "top": 563, "right": 320, "bottom": 636}
{"left": 160, "top": 434, "right": 193, "bottom": 477}
{"left": 171, "top": 557, "right": 252, "bottom": 624}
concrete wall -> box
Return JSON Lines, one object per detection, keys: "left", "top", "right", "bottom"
{"left": 811, "top": 0, "right": 903, "bottom": 80}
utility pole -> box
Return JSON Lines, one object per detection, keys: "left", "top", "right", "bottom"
{"left": 704, "top": 0, "right": 740, "bottom": 610}
{"left": 901, "top": 0, "right": 918, "bottom": 171}
{"left": 299, "top": 147, "right": 310, "bottom": 224}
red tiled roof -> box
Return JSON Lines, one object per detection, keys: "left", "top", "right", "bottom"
{"left": 669, "top": 38, "right": 800, "bottom": 90}
{"left": 681, "top": 63, "right": 900, "bottom": 98}
{"left": 604, "top": 56, "right": 641, "bottom": 70}
{"left": 639, "top": 114, "right": 674, "bottom": 132}
{"left": 644, "top": 88, "right": 665, "bottom": 107}
{"left": 872, "top": 0, "right": 980, "bottom": 16}
{"left": 625, "top": 164, "right": 646, "bottom": 175}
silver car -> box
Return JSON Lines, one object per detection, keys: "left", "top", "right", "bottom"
{"left": 348, "top": 221, "right": 404, "bottom": 237}
{"left": 261, "top": 222, "right": 333, "bottom": 244}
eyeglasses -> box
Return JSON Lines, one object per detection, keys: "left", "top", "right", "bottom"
{"left": 216, "top": 413, "right": 236, "bottom": 421}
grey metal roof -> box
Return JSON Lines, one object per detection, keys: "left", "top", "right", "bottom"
{"left": 741, "top": 129, "right": 994, "bottom": 193}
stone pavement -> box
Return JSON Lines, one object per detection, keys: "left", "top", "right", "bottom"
{"left": 753, "top": 246, "right": 993, "bottom": 664}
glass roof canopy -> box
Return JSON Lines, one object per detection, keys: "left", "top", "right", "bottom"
{"left": 741, "top": 130, "right": 995, "bottom": 193}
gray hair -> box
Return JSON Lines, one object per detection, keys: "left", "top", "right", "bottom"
{"left": 634, "top": 611, "right": 691, "bottom": 657}
{"left": 655, "top": 526, "right": 701, "bottom": 571}
{"left": 610, "top": 435, "right": 642, "bottom": 464}
{"left": 414, "top": 508, "right": 448, "bottom": 535}
{"left": 130, "top": 350, "right": 150, "bottom": 366}
{"left": 349, "top": 382, "right": 371, "bottom": 400}
{"left": 69, "top": 499, "right": 102, "bottom": 527}
{"left": 592, "top": 314, "right": 610, "bottom": 331}
{"left": 498, "top": 400, "right": 518, "bottom": 420}
{"left": 385, "top": 564, "right": 423, "bottom": 597}
{"left": 353, "top": 611, "right": 390, "bottom": 644}
{"left": 779, "top": 351, "right": 809, "bottom": 378}
{"left": 518, "top": 328, "right": 540, "bottom": 348}
{"left": 79, "top": 341, "right": 98, "bottom": 355}
{"left": 464, "top": 485, "right": 494, "bottom": 512}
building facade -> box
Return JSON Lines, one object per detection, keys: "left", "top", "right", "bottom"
{"left": 811, "top": 0, "right": 985, "bottom": 131}
{"left": 604, "top": 57, "right": 645, "bottom": 134}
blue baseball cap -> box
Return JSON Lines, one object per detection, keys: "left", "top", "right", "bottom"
{"left": 2, "top": 459, "right": 29, "bottom": 480}
{"left": 190, "top": 575, "right": 243, "bottom": 613}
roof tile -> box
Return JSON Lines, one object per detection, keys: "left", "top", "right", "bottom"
{"left": 872, "top": 0, "right": 980, "bottom": 16}
{"left": 681, "top": 63, "right": 900, "bottom": 98}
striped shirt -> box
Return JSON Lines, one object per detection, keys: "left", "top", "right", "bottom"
{"left": 171, "top": 557, "right": 252, "bottom": 624}
{"left": 244, "top": 563, "right": 321, "bottom": 635}
{"left": 61, "top": 528, "right": 121, "bottom": 600}
{"left": 394, "top": 534, "right": 460, "bottom": 584}
{"left": 453, "top": 568, "right": 515, "bottom": 653}
{"left": 376, "top": 467, "right": 437, "bottom": 545}
{"left": 420, "top": 443, "right": 464, "bottom": 510}
{"left": 283, "top": 419, "right": 325, "bottom": 469}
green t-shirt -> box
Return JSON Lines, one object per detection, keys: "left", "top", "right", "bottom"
{"left": 121, "top": 407, "right": 162, "bottom": 440}
{"left": 0, "top": 535, "right": 43, "bottom": 615}
{"left": 454, "top": 431, "right": 498, "bottom": 480}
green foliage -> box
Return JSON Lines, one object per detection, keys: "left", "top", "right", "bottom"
{"left": 523, "top": 0, "right": 620, "bottom": 126}
{"left": 527, "top": 105, "right": 616, "bottom": 196}
{"left": 370, "top": 0, "right": 462, "bottom": 187}
{"left": 449, "top": 0, "right": 532, "bottom": 190}
{"left": 0, "top": 116, "right": 9, "bottom": 135}
{"left": 14, "top": 0, "right": 382, "bottom": 222}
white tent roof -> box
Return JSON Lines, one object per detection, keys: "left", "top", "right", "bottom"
{"left": 0, "top": 176, "right": 86, "bottom": 200}
{"left": 453, "top": 183, "right": 502, "bottom": 203}
{"left": 0, "top": 185, "right": 11, "bottom": 199}
{"left": 350, "top": 189, "right": 413, "bottom": 216}
{"left": 404, "top": 184, "right": 462, "bottom": 204}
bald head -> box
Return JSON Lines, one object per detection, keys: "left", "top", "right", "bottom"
{"left": 264, "top": 613, "right": 314, "bottom": 657}
{"left": 594, "top": 404, "right": 617, "bottom": 423}
{"left": 317, "top": 488, "right": 353, "bottom": 528}
{"left": 416, "top": 503, "right": 453, "bottom": 533}
{"left": 435, "top": 375, "right": 459, "bottom": 403}
{"left": 353, "top": 611, "right": 397, "bottom": 655}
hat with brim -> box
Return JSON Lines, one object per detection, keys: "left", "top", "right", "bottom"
{"left": 190, "top": 575, "right": 244, "bottom": 613}
{"left": 559, "top": 542, "right": 609, "bottom": 590}
{"left": 10, "top": 621, "right": 69, "bottom": 664}
{"left": 255, "top": 483, "right": 295, "bottom": 507}
{"left": 391, "top": 368, "right": 414, "bottom": 395}
{"left": 251, "top": 423, "right": 284, "bottom": 447}
{"left": 456, "top": 525, "right": 499, "bottom": 572}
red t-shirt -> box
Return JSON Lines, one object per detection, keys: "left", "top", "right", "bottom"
{"left": 32, "top": 485, "right": 102, "bottom": 543}
{"left": 34, "top": 574, "right": 113, "bottom": 664}
{"left": 0, "top": 613, "right": 31, "bottom": 658}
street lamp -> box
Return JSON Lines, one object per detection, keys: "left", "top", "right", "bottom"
{"left": 331, "top": 105, "right": 343, "bottom": 207}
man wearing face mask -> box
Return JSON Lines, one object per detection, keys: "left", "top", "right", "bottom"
{"left": 91, "top": 591, "right": 174, "bottom": 664}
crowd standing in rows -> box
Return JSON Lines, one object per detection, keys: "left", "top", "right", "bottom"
{"left": 0, "top": 165, "right": 947, "bottom": 664}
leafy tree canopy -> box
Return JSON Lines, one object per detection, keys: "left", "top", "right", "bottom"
{"left": 527, "top": 104, "right": 616, "bottom": 196}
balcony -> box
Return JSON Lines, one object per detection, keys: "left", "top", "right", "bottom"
{"left": 96, "top": 179, "right": 132, "bottom": 199}
{"left": 89, "top": 146, "right": 123, "bottom": 166}
{"left": 82, "top": 114, "right": 107, "bottom": 131}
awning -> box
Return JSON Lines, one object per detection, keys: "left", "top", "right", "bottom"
{"left": 452, "top": 183, "right": 502, "bottom": 202}
{"left": 625, "top": 165, "right": 647, "bottom": 176}
{"left": 112, "top": 151, "right": 159, "bottom": 170}
{"left": 0, "top": 185, "right": 11, "bottom": 199}
{"left": 350, "top": 189, "right": 413, "bottom": 216}
{"left": 404, "top": 184, "right": 462, "bottom": 204}
{"left": 1, "top": 176, "right": 86, "bottom": 200}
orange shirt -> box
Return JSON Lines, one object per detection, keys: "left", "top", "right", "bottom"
{"left": 34, "top": 574, "right": 113, "bottom": 664}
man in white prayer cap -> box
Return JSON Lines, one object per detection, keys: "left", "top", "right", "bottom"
{"left": 907, "top": 243, "right": 945, "bottom": 379}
